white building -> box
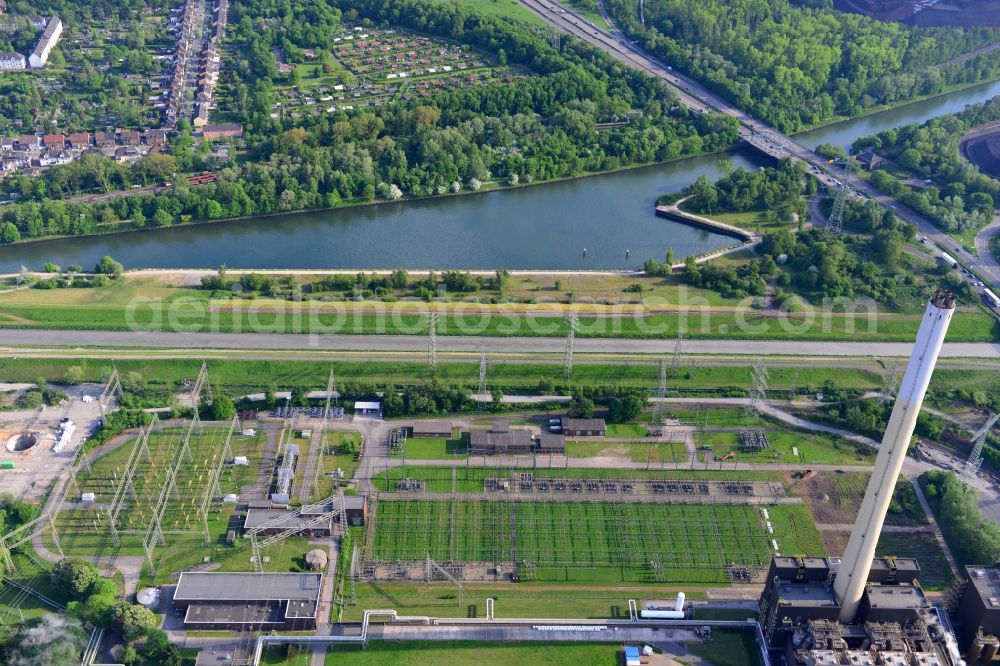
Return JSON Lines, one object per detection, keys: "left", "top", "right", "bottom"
{"left": 29, "top": 16, "right": 62, "bottom": 69}
{"left": 0, "top": 51, "right": 24, "bottom": 70}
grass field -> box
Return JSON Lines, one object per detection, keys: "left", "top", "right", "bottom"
{"left": 0, "top": 358, "right": 894, "bottom": 397}
{"left": 368, "top": 499, "right": 822, "bottom": 583}
{"left": 401, "top": 432, "right": 468, "bottom": 459}
{"left": 1, "top": 274, "right": 994, "bottom": 341}
{"left": 565, "top": 440, "right": 690, "bottom": 463}
{"left": 0, "top": 551, "right": 58, "bottom": 645}
{"left": 687, "top": 629, "right": 764, "bottom": 666}
{"left": 345, "top": 579, "right": 698, "bottom": 621}
{"left": 261, "top": 641, "right": 624, "bottom": 666}
{"left": 697, "top": 429, "right": 871, "bottom": 465}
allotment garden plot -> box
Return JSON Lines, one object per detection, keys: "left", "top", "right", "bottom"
{"left": 362, "top": 498, "right": 816, "bottom": 584}
{"left": 271, "top": 26, "right": 526, "bottom": 118}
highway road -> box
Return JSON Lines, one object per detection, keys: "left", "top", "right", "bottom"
{"left": 515, "top": 0, "right": 1000, "bottom": 303}
{"left": 1, "top": 328, "right": 997, "bottom": 357}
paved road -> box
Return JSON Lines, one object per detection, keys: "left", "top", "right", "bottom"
{"left": 1, "top": 328, "right": 996, "bottom": 357}
{"left": 975, "top": 213, "right": 1000, "bottom": 289}
{"left": 516, "top": 0, "right": 1000, "bottom": 303}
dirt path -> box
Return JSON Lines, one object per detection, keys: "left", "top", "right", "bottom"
{"left": 908, "top": 479, "right": 961, "bottom": 581}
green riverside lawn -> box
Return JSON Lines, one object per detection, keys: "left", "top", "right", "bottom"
{"left": 1, "top": 302, "right": 994, "bottom": 341}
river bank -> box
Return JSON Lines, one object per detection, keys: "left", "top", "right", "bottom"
{"left": 2, "top": 76, "right": 1000, "bottom": 273}
{"left": 791, "top": 75, "right": 1000, "bottom": 138}
{"left": 0, "top": 145, "right": 748, "bottom": 251}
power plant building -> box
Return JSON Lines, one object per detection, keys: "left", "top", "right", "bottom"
{"left": 173, "top": 572, "right": 322, "bottom": 630}
{"left": 955, "top": 565, "right": 1000, "bottom": 663}
{"left": 758, "top": 292, "right": 961, "bottom": 666}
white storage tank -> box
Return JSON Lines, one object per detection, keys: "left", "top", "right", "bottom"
{"left": 640, "top": 609, "right": 685, "bottom": 619}
{"left": 136, "top": 587, "right": 161, "bottom": 610}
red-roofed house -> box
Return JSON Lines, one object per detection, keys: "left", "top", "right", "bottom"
{"left": 68, "top": 132, "right": 91, "bottom": 149}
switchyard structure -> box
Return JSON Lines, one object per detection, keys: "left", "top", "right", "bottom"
{"left": 54, "top": 364, "right": 261, "bottom": 575}
{"left": 356, "top": 463, "right": 787, "bottom": 587}
{"left": 246, "top": 495, "right": 346, "bottom": 573}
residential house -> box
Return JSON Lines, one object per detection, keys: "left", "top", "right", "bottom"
{"left": 114, "top": 146, "right": 141, "bottom": 163}
{"left": 39, "top": 150, "right": 71, "bottom": 167}
{"left": 68, "top": 133, "right": 91, "bottom": 150}
{"left": 0, "top": 52, "right": 25, "bottom": 70}
{"left": 0, "top": 137, "right": 14, "bottom": 152}
{"left": 18, "top": 135, "right": 39, "bottom": 151}
{"left": 95, "top": 131, "right": 116, "bottom": 148}
{"left": 29, "top": 16, "right": 62, "bottom": 69}
{"left": 202, "top": 123, "right": 243, "bottom": 140}
{"left": 144, "top": 129, "right": 168, "bottom": 146}
{"left": 42, "top": 134, "right": 65, "bottom": 150}
{"left": 119, "top": 129, "right": 141, "bottom": 146}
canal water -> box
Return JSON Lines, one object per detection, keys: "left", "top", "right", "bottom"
{"left": 3, "top": 78, "right": 999, "bottom": 272}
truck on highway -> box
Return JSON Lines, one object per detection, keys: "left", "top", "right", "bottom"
{"left": 982, "top": 288, "right": 1000, "bottom": 308}
{"left": 938, "top": 251, "right": 958, "bottom": 269}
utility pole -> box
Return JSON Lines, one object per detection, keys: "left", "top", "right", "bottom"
{"left": 745, "top": 359, "right": 768, "bottom": 422}
{"left": 651, "top": 358, "right": 668, "bottom": 425}
{"left": 961, "top": 413, "right": 1000, "bottom": 487}
{"left": 477, "top": 345, "right": 488, "bottom": 409}
{"left": 670, "top": 330, "right": 684, "bottom": 378}
{"left": 563, "top": 314, "right": 577, "bottom": 377}
{"left": 826, "top": 155, "right": 853, "bottom": 235}
{"left": 878, "top": 362, "right": 902, "bottom": 405}
{"left": 427, "top": 313, "right": 438, "bottom": 372}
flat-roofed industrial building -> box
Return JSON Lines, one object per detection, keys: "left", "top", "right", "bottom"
{"left": 411, "top": 421, "right": 453, "bottom": 438}
{"left": 560, "top": 417, "right": 606, "bottom": 437}
{"left": 173, "top": 572, "right": 322, "bottom": 630}
{"left": 469, "top": 421, "right": 534, "bottom": 455}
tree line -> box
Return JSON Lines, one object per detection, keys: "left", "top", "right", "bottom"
{"left": 0, "top": 0, "right": 743, "bottom": 245}
{"left": 604, "top": 0, "right": 1000, "bottom": 132}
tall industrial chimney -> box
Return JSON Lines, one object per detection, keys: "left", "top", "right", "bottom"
{"left": 832, "top": 290, "right": 956, "bottom": 622}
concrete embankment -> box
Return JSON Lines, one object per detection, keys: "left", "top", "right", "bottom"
{"left": 654, "top": 204, "right": 754, "bottom": 243}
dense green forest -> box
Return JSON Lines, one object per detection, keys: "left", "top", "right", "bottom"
{"left": 0, "top": 0, "right": 740, "bottom": 242}
{"left": 921, "top": 470, "right": 1000, "bottom": 568}
{"left": 854, "top": 95, "right": 1000, "bottom": 233}
{"left": 604, "top": 0, "right": 1000, "bottom": 131}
